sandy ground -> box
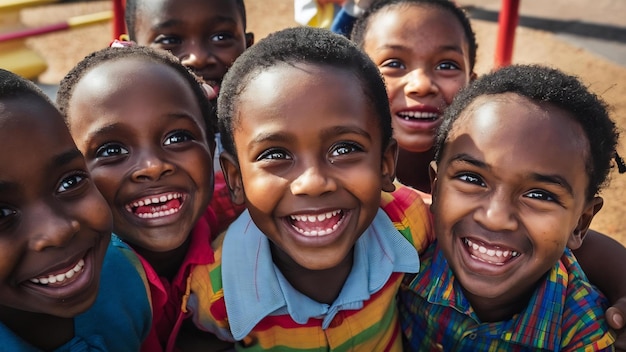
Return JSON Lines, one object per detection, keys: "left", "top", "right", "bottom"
{"left": 15, "top": 0, "right": 626, "bottom": 246}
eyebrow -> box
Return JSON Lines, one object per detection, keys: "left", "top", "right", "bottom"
{"left": 0, "top": 148, "right": 83, "bottom": 194}
{"left": 377, "top": 43, "right": 464, "bottom": 55}
{"left": 321, "top": 125, "right": 372, "bottom": 141}
{"left": 449, "top": 153, "right": 574, "bottom": 194}
{"left": 51, "top": 148, "right": 84, "bottom": 170}
{"left": 153, "top": 15, "right": 237, "bottom": 31}
{"left": 250, "top": 125, "right": 372, "bottom": 145}
{"left": 86, "top": 113, "right": 201, "bottom": 140}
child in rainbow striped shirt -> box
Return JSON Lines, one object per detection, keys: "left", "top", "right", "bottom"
{"left": 184, "top": 26, "right": 433, "bottom": 351}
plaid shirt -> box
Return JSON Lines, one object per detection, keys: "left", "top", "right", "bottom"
{"left": 399, "top": 243, "right": 615, "bottom": 351}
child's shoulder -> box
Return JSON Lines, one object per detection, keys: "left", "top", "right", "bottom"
{"left": 380, "top": 182, "right": 434, "bottom": 253}
{"left": 543, "top": 249, "right": 616, "bottom": 350}
{"left": 73, "top": 235, "right": 152, "bottom": 349}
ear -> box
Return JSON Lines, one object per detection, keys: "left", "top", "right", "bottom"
{"left": 568, "top": 196, "right": 604, "bottom": 250}
{"left": 381, "top": 138, "right": 399, "bottom": 193}
{"left": 219, "top": 151, "right": 245, "bottom": 205}
{"left": 428, "top": 161, "right": 439, "bottom": 210}
{"left": 245, "top": 32, "right": 255, "bottom": 48}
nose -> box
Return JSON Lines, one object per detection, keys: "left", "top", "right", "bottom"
{"left": 28, "top": 202, "right": 79, "bottom": 251}
{"left": 473, "top": 192, "right": 518, "bottom": 232}
{"left": 290, "top": 163, "right": 337, "bottom": 197}
{"left": 404, "top": 69, "right": 437, "bottom": 97}
{"left": 180, "top": 40, "right": 216, "bottom": 70}
{"left": 131, "top": 148, "right": 175, "bottom": 182}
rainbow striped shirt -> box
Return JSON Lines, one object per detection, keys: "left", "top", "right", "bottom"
{"left": 399, "top": 243, "right": 615, "bottom": 351}
{"left": 184, "top": 185, "right": 433, "bottom": 351}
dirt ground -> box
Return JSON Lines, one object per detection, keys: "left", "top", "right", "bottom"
{"left": 16, "top": 0, "right": 626, "bottom": 246}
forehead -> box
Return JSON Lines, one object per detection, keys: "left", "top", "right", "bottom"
{"left": 138, "top": 0, "right": 243, "bottom": 26}
{"left": 233, "top": 63, "right": 380, "bottom": 139}
{"left": 70, "top": 57, "right": 203, "bottom": 121}
{"left": 447, "top": 93, "right": 589, "bottom": 166}
{"left": 0, "top": 96, "right": 74, "bottom": 164}
{"left": 364, "top": 4, "right": 468, "bottom": 49}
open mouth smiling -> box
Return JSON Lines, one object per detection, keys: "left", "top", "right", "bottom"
{"left": 289, "top": 210, "right": 345, "bottom": 237}
{"left": 29, "top": 259, "right": 85, "bottom": 287}
{"left": 124, "top": 192, "right": 185, "bottom": 219}
{"left": 463, "top": 237, "right": 520, "bottom": 266}
{"left": 396, "top": 111, "right": 439, "bottom": 121}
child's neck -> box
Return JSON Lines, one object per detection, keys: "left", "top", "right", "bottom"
{"left": 270, "top": 244, "right": 354, "bottom": 305}
{"left": 462, "top": 285, "right": 534, "bottom": 322}
{"left": 0, "top": 307, "right": 74, "bottom": 350}
{"left": 134, "top": 236, "right": 192, "bottom": 281}
{"left": 395, "top": 148, "right": 435, "bottom": 193}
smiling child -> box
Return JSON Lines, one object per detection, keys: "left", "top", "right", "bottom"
{"left": 185, "top": 26, "right": 432, "bottom": 350}
{"left": 125, "top": 0, "right": 253, "bottom": 97}
{"left": 400, "top": 64, "right": 617, "bottom": 350}
{"left": 0, "top": 68, "right": 150, "bottom": 351}
{"left": 57, "top": 46, "right": 228, "bottom": 351}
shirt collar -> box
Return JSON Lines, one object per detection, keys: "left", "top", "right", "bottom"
{"left": 222, "top": 209, "right": 419, "bottom": 340}
{"left": 415, "top": 243, "right": 567, "bottom": 350}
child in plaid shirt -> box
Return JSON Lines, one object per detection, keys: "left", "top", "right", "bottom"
{"left": 399, "top": 64, "right": 618, "bottom": 351}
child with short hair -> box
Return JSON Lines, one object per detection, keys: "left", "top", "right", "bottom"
{"left": 0, "top": 68, "right": 151, "bottom": 351}
{"left": 123, "top": 0, "right": 251, "bottom": 223}
{"left": 400, "top": 64, "right": 618, "bottom": 350}
{"left": 185, "top": 26, "right": 433, "bottom": 350}
{"left": 124, "top": 0, "right": 254, "bottom": 97}
{"left": 56, "top": 46, "right": 230, "bottom": 351}
{"left": 351, "top": 0, "right": 477, "bottom": 195}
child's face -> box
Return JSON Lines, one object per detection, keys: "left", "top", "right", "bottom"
{"left": 362, "top": 4, "right": 473, "bottom": 153}
{"left": 66, "top": 58, "right": 214, "bottom": 254}
{"left": 0, "top": 96, "right": 111, "bottom": 318}
{"left": 133, "top": 0, "right": 250, "bottom": 94}
{"left": 221, "top": 63, "right": 397, "bottom": 271}
{"left": 431, "top": 93, "right": 600, "bottom": 304}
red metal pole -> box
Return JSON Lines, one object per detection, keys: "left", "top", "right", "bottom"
{"left": 112, "top": 0, "right": 126, "bottom": 39}
{"left": 494, "top": 0, "right": 520, "bottom": 68}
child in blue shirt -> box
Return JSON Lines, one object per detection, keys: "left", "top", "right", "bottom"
{"left": 400, "top": 64, "right": 617, "bottom": 351}
{"left": 0, "top": 68, "right": 151, "bottom": 351}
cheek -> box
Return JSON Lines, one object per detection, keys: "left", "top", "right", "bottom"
{"left": 186, "top": 150, "right": 215, "bottom": 188}
{"left": 382, "top": 77, "right": 401, "bottom": 101}
{"left": 242, "top": 169, "right": 281, "bottom": 207}
{"left": 90, "top": 170, "right": 120, "bottom": 204}
{"left": 87, "top": 193, "right": 113, "bottom": 231}
{"left": 442, "top": 79, "right": 467, "bottom": 106}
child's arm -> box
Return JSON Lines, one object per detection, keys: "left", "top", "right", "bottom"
{"left": 574, "top": 229, "right": 626, "bottom": 349}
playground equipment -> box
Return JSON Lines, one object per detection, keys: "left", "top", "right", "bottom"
{"left": 0, "top": 0, "right": 112, "bottom": 79}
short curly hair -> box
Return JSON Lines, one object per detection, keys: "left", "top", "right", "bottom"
{"left": 351, "top": 0, "right": 478, "bottom": 73}
{"left": 56, "top": 45, "right": 215, "bottom": 139}
{"left": 125, "top": 0, "right": 248, "bottom": 40}
{"left": 217, "top": 26, "right": 392, "bottom": 158}
{"left": 435, "top": 64, "right": 620, "bottom": 200}
{"left": 0, "top": 68, "right": 51, "bottom": 103}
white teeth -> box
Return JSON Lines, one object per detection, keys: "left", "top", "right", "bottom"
{"left": 289, "top": 210, "right": 343, "bottom": 236}
{"left": 135, "top": 207, "right": 179, "bottom": 219}
{"left": 29, "top": 259, "right": 85, "bottom": 285}
{"left": 128, "top": 193, "right": 183, "bottom": 209}
{"left": 289, "top": 210, "right": 340, "bottom": 223}
{"left": 465, "top": 239, "right": 519, "bottom": 259}
{"left": 293, "top": 222, "right": 341, "bottom": 237}
{"left": 398, "top": 111, "right": 439, "bottom": 120}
